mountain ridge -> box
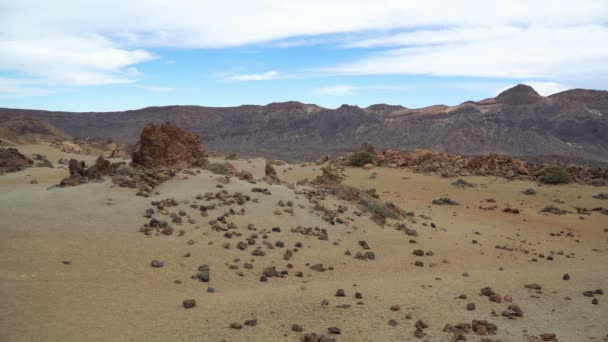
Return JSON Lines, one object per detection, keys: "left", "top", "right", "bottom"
{"left": 0, "top": 85, "right": 607, "bottom": 162}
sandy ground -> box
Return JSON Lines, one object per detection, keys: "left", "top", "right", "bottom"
{"left": 1, "top": 145, "right": 607, "bottom": 342}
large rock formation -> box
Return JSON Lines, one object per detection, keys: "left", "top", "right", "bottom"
{"left": 0, "top": 147, "right": 34, "bottom": 173}
{"left": 131, "top": 123, "right": 207, "bottom": 168}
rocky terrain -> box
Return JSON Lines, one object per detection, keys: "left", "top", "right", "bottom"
{"left": 1, "top": 85, "right": 607, "bottom": 162}
{"left": 1, "top": 124, "right": 607, "bottom": 342}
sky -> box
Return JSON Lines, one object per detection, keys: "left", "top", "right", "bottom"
{"left": 0, "top": 0, "right": 607, "bottom": 112}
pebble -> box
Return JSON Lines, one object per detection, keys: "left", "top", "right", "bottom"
{"left": 150, "top": 260, "right": 164, "bottom": 268}
{"left": 182, "top": 299, "right": 196, "bottom": 308}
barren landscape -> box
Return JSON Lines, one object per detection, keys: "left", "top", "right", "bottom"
{"left": 1, "top": 121, "right": 607, "bottom": 342}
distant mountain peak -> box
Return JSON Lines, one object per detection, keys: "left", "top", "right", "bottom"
{"left": 497, "top": 84, "right": 543, "bottom": 105}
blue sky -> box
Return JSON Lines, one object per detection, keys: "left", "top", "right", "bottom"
{"left": 1, "top": 1, "right": 607, "bottom": 112}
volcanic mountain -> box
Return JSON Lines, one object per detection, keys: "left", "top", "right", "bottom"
{"left": 0, "top": 84, "right": 606, "bottom": 161}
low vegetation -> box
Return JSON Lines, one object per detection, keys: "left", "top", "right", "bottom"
{"left": 538, "top": 165, "right": 571, "bottom": 184}
{"left": 522, "top": 188, "right": 537, "bottom": 195}
{"left": 588, "top": 178, "right": 606, "bottom": 186}
{"left": 349, "top": 151, "right": 374, "bottom": 167}
{"left": 451, "top": 178, "right": 476, "bottom": 188}
{"left": 358, "top": 195, "right": 398, "bottom": 219}
{"left": 208, "top": 163, "right": 229, "bottom": 175}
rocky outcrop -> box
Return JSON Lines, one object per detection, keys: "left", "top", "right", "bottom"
{"left": 373, "top": 149, "right": 608, "bottom": 183}
{"left": 0, "top": 147, "right": 34, "bottom": 173}
{"left": 132, "top": 123, "right": 207, "bottom": 168}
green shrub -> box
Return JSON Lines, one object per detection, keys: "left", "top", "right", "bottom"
{"left": 349, "top": 151, "right": 374, "bottom": 167}
{"left": 208, "top": 163, "right": 229, "bottom": 175}
{"left": 358, "top": 195, "right": 397, "bottom": 219}
{"left": 538, "top": 165, "right": 570, "bottom": 184}
{"left": 360, "top": 142, "right": 375, "bottom": 153}
{"left": 588, "top": 178, "right": 606, "bottom": 187}
{"left": 522, "top": 188, "right": 537, "bottom": 195}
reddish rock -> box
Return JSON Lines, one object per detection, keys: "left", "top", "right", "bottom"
{"left": 132, "top": 123, "right": 207, "bottom": 168}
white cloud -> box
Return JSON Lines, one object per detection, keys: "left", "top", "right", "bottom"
{"left": 0, "top": 78, "right": 55, "bottom": 97}
{"left": 229, "top": 71, "right": 280, "bottom": 81}
{"left": 323, "top": 25, "right": 608, "bottom": 81}
{"left": 0, "top": 0, "right": 606, "bottom": 94}
{"left": 316, "top": 84, "right": 402, "bottom": 96}
{"left": 317, "top": 85, "right": 359, "bottom": 96}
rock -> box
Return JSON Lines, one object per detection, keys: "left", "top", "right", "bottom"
{"left": 563, "top": 273, "right": 570, "bottom": 280}
{"left": 229, "top": 322, "right": 242, "bottom": 330}
{"left": 327, "top": 327, "right": 341, "bottom": 335}
{"left": 291, "top": 324, "right": 303, "bottom": 332}
{"left": 182, "top": 299, "right": 196, "bottom": 308}
{"left": 150, "top": 260, "right": 164, "bottom": 268}
{"left": 413, "top": 249, "right": 424, "bottom": 256}
{"left": 415, "top": 320, "right": 428, "bottom": 330}
{"left": 197, "top": 269, "right": 210, "bottom": 282}
{"left": 131, "top": 123, "right": 207, "bottom": 168}
{"left": 244, "top": 319, "right": 257, "bottom": 327}
{"left": 524, "top": 283, "right": 542, "bottom": 290}
{"left": 592, "top": 298, "right": 599, "bottom": 305}
{"left": 335, "top": 289, "right": 345, "bottom": 297}
{"left": 0, "top": 148, "right": 33, "bottom": 173}
{"left": 539, "top": 333, "right": 557, "bottom": 341}
{"left": 388, "top": 319, "right": 398, "bottom": 326}
{"left": 466, "top": 303, "right": 476, "bottom": 311}
{"left": 310, "top": 264, "right": 326, "bottom": 272}
{"left": 390, "top": 304, "right": 400, "bottom": 311}
{"left": 414, "top": 329, "right": 426, "bottom": 338}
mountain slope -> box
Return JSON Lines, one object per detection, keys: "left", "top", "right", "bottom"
{"left": 0, "top": 85, "right": 606, "bottom": 161}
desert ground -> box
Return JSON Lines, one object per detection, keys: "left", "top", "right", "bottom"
{"left": 1, "top": 144, "right": 607, "bottom": 342}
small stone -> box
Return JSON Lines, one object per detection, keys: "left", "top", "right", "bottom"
{"left": 390, "top": 304, "right": 400, "bottom": 311}
{"left": 592, "top": 298, "right": 599, "bottom": 305}
{"left": 335, "top": 289, "right": 345, "bottom": 297}
{"left": 388, "top": 319, "right": 398, "bottom": 326}
{"left": 182, "top": 299, "right": 196, "bottom": 308}
{"left": 230, "top": 322, "right": 242, "bottom": 329}
{"left": 466, "top": 303, "right": 476, "bottom": 311}
{"left": 291, "top": 324, "right": 303, "bottom": 332}
{"left": 244, "top": 319, "right": 257, "bottom": 327}
{"left": 327, "top": 327, "right": 341, "bottom": 335}
{"left": 150, "top": 260, "right": 164, "bottom": 268}
{"left": 524, "top": 283, "right": 542, "bottom": 290}
{"left": 539, "top": 333, "right": 557, "bottom": 341}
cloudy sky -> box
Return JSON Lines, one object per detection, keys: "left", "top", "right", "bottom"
{"left": 1, "top": 0, "right": 607, "bottom": 111}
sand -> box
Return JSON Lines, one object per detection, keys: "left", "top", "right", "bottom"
{"left": 1, "top": 145, "right": 607, "bottom": 342}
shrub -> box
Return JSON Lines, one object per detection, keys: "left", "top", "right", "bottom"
{"left": 432, "top": 197, "right": 459, "bottom": 205}
{"left": 522, "top": 188, "right": 537, "bottom": 195}
{"left": 538, "top": 165, "right": 570, "bottom": 184}
{"left": 451, "top": 178, "right": 475, "bottom": 188}
{"left": 358, "top": 195, "right": 397, "bottom": 219}
{"left": 588, "top": 178, "right": 606, "bottom": 187}
{"left": 349, "top": 151, "right": 374, "bottom": 167}
{"left": 592, "top": 193, "right": 608, "bottom": 200}
{"left": 208, "top": 163, "right": 229, "bottom": 175}
{"left": 360, "top": 142, "right": 375, "bottom": 153}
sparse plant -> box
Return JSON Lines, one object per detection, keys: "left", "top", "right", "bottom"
{"left": 588, "top": 178, "right": 606, "bottom": 187}
{"left": 538, "top": 165, "right": 570, "bottom": 184}
{"left": 451, "top": 178, "right": 475, "bottom": 188}
{"left": 522, "top": 188, "right": 537, "bottom": 195}
{"left": 349, "top": 151, "right": 374, "bottom": 167}
{"left": 432, "top": 197, "right": 459, "bottom": 205}
{"left": 540, "top": 205, "right": 567, "bottom": 215}
{"left": 592, "top": 193, "right": 608, "bottom": 200}
{"left": 358, "top": 195, "right": 397, "bottom": 219}
{"left": 114, "top": 163, "right": 135, "bottom": 176}
{"left": 360, "top": 141, "right": 375, "bottom": 153}
{"left": 208, "top": 163, "right": 229, "bottom": 175}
